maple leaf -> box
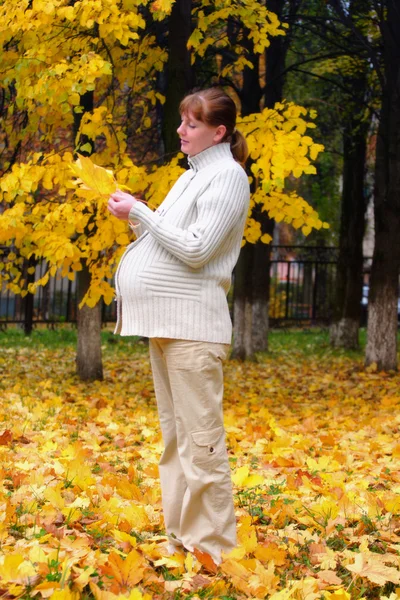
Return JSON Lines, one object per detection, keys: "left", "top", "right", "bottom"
{"left": 89, "top": 583, "right": 120, "bottom": 600}
{"left": 237, "top": 515, "right": 259, "bottom": 554}
{"left": 193, "top": 548, "right": 218, "bottom": 574}
{"left": 254, "top": 542, "right": 287, "bottom": 566}
{"left": 100, "top": 550, "right": 147, "bottom": 592}
{"left": 323, "top": 591, "right": 351, "bottom": 600}
{"left": 0, "top": 554, "right": 37, "bottom": 584}
{"left": 0, "top": 429, "right": 13, "bottom": 445}
{"left": 70, "top": 155, "right": 117, "bottom": 198}
{"left": 220, "top": 559, "right": 253, "bottom": 595}
{"left": 346, "top": 553, "right": 400, "bottom": 586}
{"left": 232, "top": 465, "right": 264, "bottom": 487}
{"left": 249, "top": 560, "right": 280, "bottom": 596}
{"left": 317, "top": 569, "right": 343, "bottom": 586}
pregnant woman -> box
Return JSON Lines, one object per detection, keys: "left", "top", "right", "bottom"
{"left": 107, "top": 87, "right": 250, "bottom": 566}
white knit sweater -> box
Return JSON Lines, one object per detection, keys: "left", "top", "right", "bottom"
{"left": 114, "top": 143, "right": 250, "bottom": 343}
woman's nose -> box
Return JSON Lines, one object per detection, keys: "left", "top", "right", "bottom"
{"left": 177, "top": 122, "right": 185, "bottom": 135}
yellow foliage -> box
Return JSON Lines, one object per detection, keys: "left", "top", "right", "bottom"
{"left": 0, "top": 0, "right": 327, "bottom": 305}
{"left": 239, "top": 105, "right": 328, "bottom": 243}
{"left": 189, "top": 0, "right": 287, "bottom": 61}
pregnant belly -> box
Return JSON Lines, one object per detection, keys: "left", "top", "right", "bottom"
{"left": 117, "top": 246, "right": 203, "bottom": 303}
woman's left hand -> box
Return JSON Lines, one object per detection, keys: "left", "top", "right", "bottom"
{"left": 107, "top": 190, "right": 138, "bottom": 220}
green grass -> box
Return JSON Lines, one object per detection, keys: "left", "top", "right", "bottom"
{"left": 266, "top": 326, "right": 400, "bottom": 363}
{"left": 268, "top": 327, "right": 367, "bottom": 359}
{"left": 0, "top": 324, "right": 144, "bottom": 352}
{"left": 1, "top": 324, "right": 399, "bottom": 362}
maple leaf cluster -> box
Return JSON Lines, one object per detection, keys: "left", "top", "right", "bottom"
{"left": 0, "top": 334, "right": 399, "bottom": 598}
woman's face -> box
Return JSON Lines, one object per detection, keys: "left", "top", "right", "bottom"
{"left": 177, "top": 112, "right": 226, "bottom": 157}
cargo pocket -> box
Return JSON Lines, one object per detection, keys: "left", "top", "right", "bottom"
{"left": 191, "top": 426, "right": 226, "bottom": 469}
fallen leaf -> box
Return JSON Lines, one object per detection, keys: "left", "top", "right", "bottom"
{"left": 346, "top": 553, "right": 400, "bottom": 585}
{"left": 193, "top": 548, "right": 218, "bottom": 574}
{"left": 0, "top": 429, "right": 13, "bottom": 445}
{"left": 317, "top": 569, "right": 343, "bottom": 585}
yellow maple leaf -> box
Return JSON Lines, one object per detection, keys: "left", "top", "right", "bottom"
{"left": 151, "top": 0, "right": 175, "bottom": 13}
{"left": 70, "top": 154, "right": 117, "bottom": 198}
{"left": 255, "top": 543, "right": 287, "bottom": 566}
{"left": 220, "top": 559, "right": 252, "bottom": 595}
{"left": 89, "top": 582, "right": 117, "bottom": 600}
{"left": 0, "top": 554, "right": 24, "bottom": 580}
{"left": 112, "top": 530, "right": 138, "bottom": 548}
{"left": 43, "top": 486, "right": 66, "bottom": 510}
{"left": 232, "top": 465, "right": 264, "bottom": 487}
{"left": 125, "top": 590, "right": 147, "bottom": 600}
{"left": 69, "top": 566, "right": 97, "bottom": 592}
{"left": 346, "top": 554, "right": 400, "bottom": 586}
{"left": 323, "top": 591, "right": 351, "bottom": 600}
{"left": 103, "top": 550, "right": 146, "bottom": 588}
{"left": 0, "top": 554, "right": 37, "bottom": 585}
{"left": 237, "top": 516, "right": 258, "bottom": 554}
{"left": 249, "top": 560, "right": 280, "bottom": 597}
{"left": 123, "top": 504, "right": 150, "bottom": 529}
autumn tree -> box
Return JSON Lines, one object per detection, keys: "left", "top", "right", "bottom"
{"left": 183, "top": 0, "right": 326, "bottom": 360}
{"left": 330, "top": 53, "right": 370, "bottom": 350}
{"left": 288, "top": 0, "right": 373, "bottom": 349}
{"left": 363, "top": 0, "right": 400, "bottom": 370}
{"left": 0, "top": 0, "right": 169, "bottom": 380}
{"left": 327, "top": 0, "right": 400, "bottom": 370}
{"left": 232, "top": 0, "right": 304, "bottom": 359}
{"left": 0, "top": 0, "right": 327, "bottom": 377}
{"left": 280, "top": 0, "right": 397, "bottom": 355}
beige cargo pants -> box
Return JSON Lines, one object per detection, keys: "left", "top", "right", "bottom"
{"left": 149, "top": 338, "right": 237, "bottom": 565}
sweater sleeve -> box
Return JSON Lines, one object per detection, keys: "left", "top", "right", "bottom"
{"left": 128, "top": 168, "right": 250, "bottom": 269}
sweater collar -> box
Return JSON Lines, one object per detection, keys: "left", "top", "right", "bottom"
{"left": 187, "top": 143, "right": 233, "bottom": 172}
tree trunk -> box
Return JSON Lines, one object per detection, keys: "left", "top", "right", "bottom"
{"left": 330, "top": 0, "right": 370, "bottom": 350}
{"left": 365, "top": 0, "right": 400, "bottom": 371}
{"left": 23, "top": 256, "right": 36, "bottom": 335}
{"left": 73, "top": 90, "right": 103, "bottom": 380}
{"left": 232, "top": 244, "right": 254, "bottom": 359}
{"left": 76, "top": 262, "right": 103, "bottom": 381}
{"left": 232, "top": 0, "right": 299, "bottom": 358}
{"left": 330, "top": 118, "right": 368, "bottom": 349}
{"left": 252, "top": 214, "right": 275, "bottom": 352}
{"left": 249, "top": 0, "right": 302, "bottom": 350}
{"left": 161, "top": 0, "right": 193, "bottom": 156}
{"left": 231, "top": 39, "right": 262, "bottom": 359}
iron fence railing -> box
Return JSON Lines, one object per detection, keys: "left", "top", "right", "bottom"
{"left": 269, "top": 246, "right": 342, "bottom": 325}
{"left": 0, "top": 246, "right": 372, "bottom": 329}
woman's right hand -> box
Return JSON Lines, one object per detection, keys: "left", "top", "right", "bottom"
{"left": 107, "top": 190, "right": 138, "bottom": 221}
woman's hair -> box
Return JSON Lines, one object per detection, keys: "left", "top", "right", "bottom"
{"left": 179, "top": 87, "right": 248, "bottom": 165}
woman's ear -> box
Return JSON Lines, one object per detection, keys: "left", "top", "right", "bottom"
{"left": 214, "top": 124, "right": 227, "bottom": 143}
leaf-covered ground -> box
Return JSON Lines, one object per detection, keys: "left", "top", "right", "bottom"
{"left": 0, "top": 330, "right": 400, "bottom": 600}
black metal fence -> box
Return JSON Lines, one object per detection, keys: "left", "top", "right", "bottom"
{"left": 268, "top": 245, "right": 351, "bottom": 326}
{"left": 0, "top": 258, "right": 116, "bottom": 328}
{"left": 0, "top": 246, "right": 371, "bottom": 329}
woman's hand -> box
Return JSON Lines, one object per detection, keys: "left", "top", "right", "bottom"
{"left": 107, "top": 190, "right": 138, "bottom": 220}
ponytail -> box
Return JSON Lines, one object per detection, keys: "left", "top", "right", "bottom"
{"left": 230, "top": 129, "right": 248, "bottom": 166}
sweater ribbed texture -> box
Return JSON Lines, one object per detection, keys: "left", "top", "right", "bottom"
{"left": 114, "top": 143, "right": 250, "bottom": 343}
